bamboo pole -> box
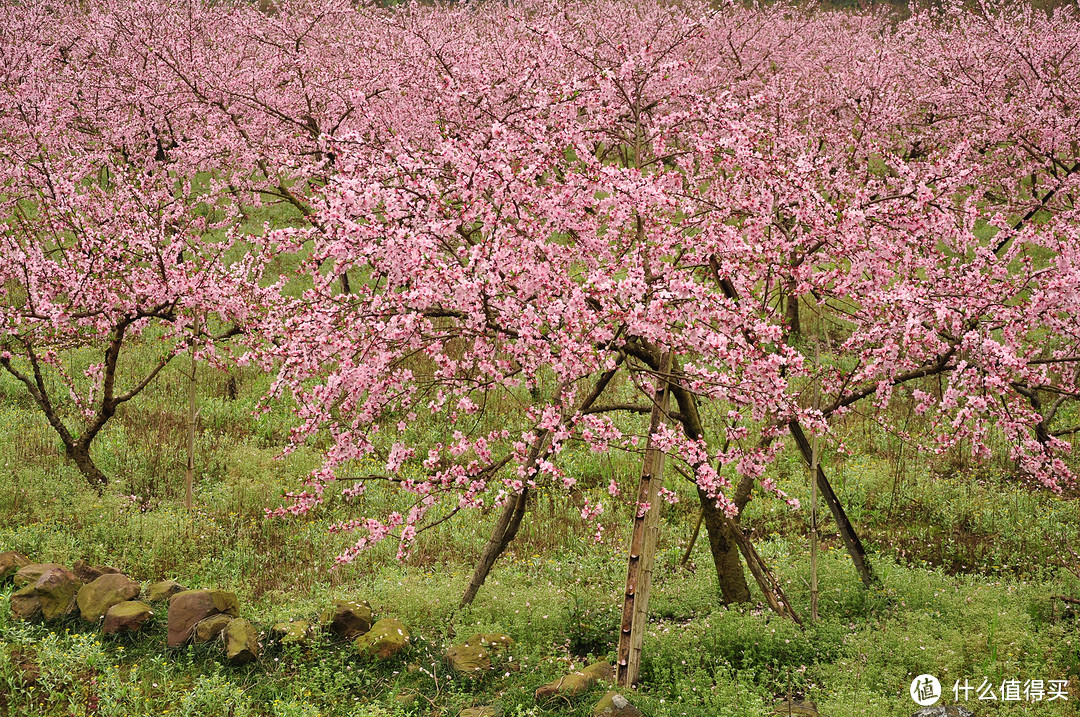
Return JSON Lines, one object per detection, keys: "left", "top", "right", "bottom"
{"left": 679, "top": 509, "right": 704, "bottom": 567}
{"left": 810, "top": 432, "right": 819, "bottom": 622}
{"left": 617, "top": 352, "right": 672, "bottom": 687}
{"left": 184, "top": 312, "right": 199, "bottom": 511}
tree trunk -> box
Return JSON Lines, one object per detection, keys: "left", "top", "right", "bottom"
{"left": 784, "top": 291, "right": 801, "bottom": 342}
{"left": 659, "top": 353, "right": 753, "bottom": 605}
{"left": 66, "top": 442, "right": 108, "bottom": 490}
{"left": 698, "top": 490, "right": 752, "bottom": 603}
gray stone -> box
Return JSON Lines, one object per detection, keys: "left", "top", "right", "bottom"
{"left": 223, "top": 618, "right": 259, "bottom": 665}
{"left": 102, "top": 601, "right": 153, "bottom": 634}
{"left": 912, "top": 708, "right": 974, "bottom": 717}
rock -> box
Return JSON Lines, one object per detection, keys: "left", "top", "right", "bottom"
{"left": 446, "top": 633, "right": 513, "bottom": 674}
{"left": 394, "top": 691, "right": 418, "bottom": 707}
{"left": 354, "top": 618, "right": 409, "bottom": 660}
{"left": 71, "top": 560, "right": 122, "bottom": 584}
{"left": 459, "top": 708, "right": 498, "bottom": 717}
{"left": 912, "top": 708, "right": 974, "bottom": 717}
{"left": 9, "top": 566, "right": 83, "bottom": 620}
{"left": 272, "top": 620, "right": 315, "bottom": 646}
{"left": 77, "top": 573, "right": 141, "bottom": 622}
{"left": 592, "top": 691, "right": 643, "bottom": 717}
{"left": 223, "top": 618, "right": 259, "bottom": 665}
{"left": 167, "top": 590, "right": 240, "bottom": 647}
{"left": 10, "top": 586, "right": 42, "bottom": 620}
{"left": 34, "top": 567, "right": 83, "bottom": 619}
{"left": 320, "top": 599, "right": 373, "bottom": 638}
{"left": 102, "top": 601, "right": 153, "bottom": 634}
{"left": 194, "top": 614, "right": 234, "bottom": 644}
{"left": 446, "top": 643, "right": 492, "bottom": 674}
{"left": 774, "top": 700, "right": 819, "bottom": 716}
{"left": 147, "top": 580, "right": 187, "bottom": 603}
{"left": 467, "top": 633, "right": 514, "bottom": 653}
{"left": 535, "top": 661, "right": 614, "bottom": 701}
{"left": 0, "top": 551, "right": 31, "bottom": 582}
{"left": 13, "top": 563, "right": 66, "bottom": 588}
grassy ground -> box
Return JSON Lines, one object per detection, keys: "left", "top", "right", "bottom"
{"left": 2, "top": 343, "right": 1080, "bottom": 716}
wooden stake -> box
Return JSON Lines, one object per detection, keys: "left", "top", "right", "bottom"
{"left": 789, "top": 421, "right": 876, "bottom": 587}
{"left": 617, "top": 352, "right": 672, "bottom": 687}
{"left": 810, "top": 431, "right": 819, "bottom": 622}
{"left": 722, "top": 513, "right": 802, "bottom": 627}
{"left": 679, "top": 509, "right": 704, "bottom": 568}
{"left": 184, "top": 312, "right": 199, "bottom": 511}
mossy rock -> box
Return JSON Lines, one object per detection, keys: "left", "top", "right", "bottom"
{"left": 147, "top": 580, "right": 187, "bottom": 603}
{"left": 13, "top": 563, "right": 66, "bottom": 589}
{"left": 272, "top": 620, "right": 316, "bottom": 646}
{"left": 34, "top": 567, "right": 83, "bottom": 619}
{"left": 103, "top": 601, "right": 153, "bottom": 634}
{"left": 77, "top": 573, "right": 141, "bottom": 622}
{"left": 593, "top": 691, "right": 643, "bottom": 717}
{"left": 167, "top": 590, "right": 240, "bottom": 647}
{"left": 354, "top": 618, "right": 409, "bottom": 660}
{"left": 773, "top": 700, "right": 820, "bottom": 716}
{"left": 0, "top": 551, "right": 31, "bottom": 583}
{"left": 10, "top": 586, "right": 42, "bottom": 620}
{"left": 194, "top": 613, "right": 234, "bottom": 644}
{"left": 535, "top": 661, "right": 613, "bottom": 701}
{"left": 446, "top": 643, "right": 491, "bottom": 674}
{"left": 223, "top": 618, "right": 259, "bottom": 665}
{"left": 466, "top": 633, "right": 514, "bottom": 653}
{"left": 320, "top": 599, "right": 373, "bottom": 638}
{"left": 71, "top": 560, "right": 122, "bottom": 584}
{"left": 459, "top": 708, "right": 499, "bottom": 717}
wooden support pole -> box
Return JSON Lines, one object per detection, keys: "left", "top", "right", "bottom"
{"left": 810, "top": 432, "right": 819, "bottom": 622}
{"left": 789, "top": 421, "right": 877, "bottom": 587}
{"left": 617, "top": 352, "right": 672, "bottom": 687}
{"left": 184, "top": 312, "right": 199, "bottom": 511}
{"left": 679, "top": 509, "right": 704, "bottom": 568}
{"left": 707, "top": 257, "right": 876, "bottom": 588}
{"left": 721, "top": 512, "right": 802, "bottom": 627}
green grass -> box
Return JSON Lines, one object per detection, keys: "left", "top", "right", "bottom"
{"left": 2, "top": 341, "right": 1080, "bottom": 716}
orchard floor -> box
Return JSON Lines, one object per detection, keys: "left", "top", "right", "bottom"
{"left": 1, "top": 363, "right": 1080, "bottom": 716}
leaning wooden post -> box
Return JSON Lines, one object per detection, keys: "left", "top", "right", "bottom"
{"left": 617, "top": 352, "right": 672, "bottom": 687}
{"left": 679, "top": 509, "right": 704, "bottom": 568}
